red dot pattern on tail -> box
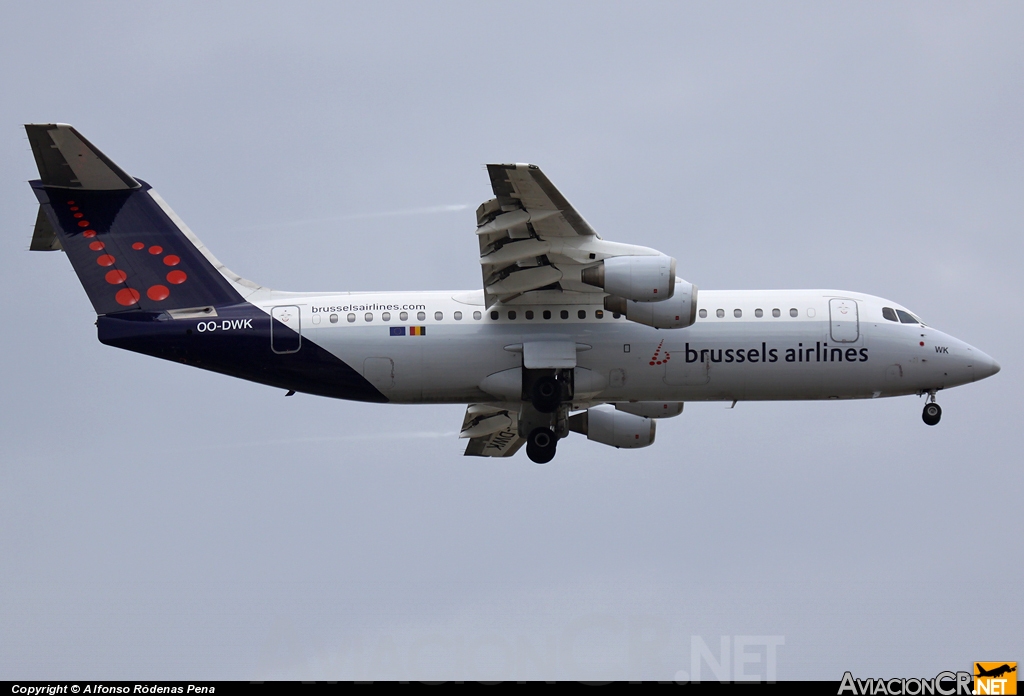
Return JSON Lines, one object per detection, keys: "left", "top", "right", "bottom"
{"left": 67, "top": 201, "right": 188, "bottom": 306}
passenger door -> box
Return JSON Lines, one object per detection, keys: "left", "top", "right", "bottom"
{"left": 271, "top": 305, "right": 302, "bottom": 354}
{"left": 829, "top": 298, "right": 859, "bottom": 343}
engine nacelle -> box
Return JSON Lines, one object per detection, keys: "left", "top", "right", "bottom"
{"left": 604, "top": 279, "right": 697, "bottom": 329}
{"left": 615, "top": 401, "right": 684, "bottom": 418}
{"left": 569, "top": 405, "right": 656, "bottom": 449}
{"left": 582, "top": 255, "right": 676, "bottom": 302}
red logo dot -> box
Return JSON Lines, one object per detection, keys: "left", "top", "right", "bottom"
{"left": 163, "top": 255, "right": 180, "bottom": 266}
{"left": 89, "top": 241, "right": 105, "bottom": 251}
{"left": 166, "top": 270, "right": 187, "bottom": 285}
{"left": 649, "top": 361, "right": 655, "bottom": 366}
{"left": 115, "top": 288, "right": 140, "bottom": 306}
{"left": 96, "top": 254, "right": 116, "bottom": 267}
{"left": 147, "top": 285, "right": 170, "bottom": 301}
{"left": 77, "top": 221, "right": 90, "bottom": 228}
{"left": 105, "top": 270, "right": 128, "bottom": 285}
{"left": 66, "top": 200, "right": 75, "bottom": 205}
{"left": 70, "top": 206, "right": 79, "bottom": 211}
{"left": 132, "top": 242, "right": 145, "bottom": 250}
{"left": 83, "top": 230, "right": 97, "bottom": 238}
{"left": 73, "top": 212, "right": 83, "bottom": 219}
{"left": 149, "top": 245, "right": 163, "bottom": 255}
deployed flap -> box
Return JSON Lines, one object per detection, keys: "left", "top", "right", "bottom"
{"left": 26, "top": 124, "right": 139, "bottom": 190}
{"left": 476, "top": 163, "right": 669, "bottom": 306}
{"left": 30, "top": 206, "right": 61, "bottom": 251}
{"left": 462, "top": 405, "right": 524, "bottom": 457}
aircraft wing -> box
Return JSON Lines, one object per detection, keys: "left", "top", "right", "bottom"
{"left": 461, "top": 404, "right": 524, "bottom": 457}
{"left": 477, "top": 164, "right": 669, "bottom": 307}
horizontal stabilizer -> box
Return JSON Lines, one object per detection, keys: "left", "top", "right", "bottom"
{"left": 30, "top": 206, "right": 61, "bottom": 251}
{"left": 26, "top": 124, "right": 139, "bottom": 190}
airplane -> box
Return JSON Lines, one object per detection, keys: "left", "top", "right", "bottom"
{"left": 24, "top": 123, "right": 1001, "bottom": 463}
{"left": 975, "top": 664, "right": 1016, "bottom": 679}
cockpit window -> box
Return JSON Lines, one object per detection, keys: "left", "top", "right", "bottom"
{"left": 882, "top": 307, "right": 899, "bottom": 322}
{"left": 896, "top": 309, "right": 921, "bottom": 324}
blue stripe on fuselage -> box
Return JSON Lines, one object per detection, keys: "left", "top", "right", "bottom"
{"left": 97, "top": 303, "right": 388, "bottom": 402}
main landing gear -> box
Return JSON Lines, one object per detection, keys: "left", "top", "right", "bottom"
{"left": 521, "top": 370, "right": 572, "bottom": 463}
{"left": 922, "top": 391, "right": 942, "bottom": 426}
{"left": 531, "top": 375, "right": 561, "bottom": 413}
{"left": 526, "top": 427, "right": 557, "bottom": 464}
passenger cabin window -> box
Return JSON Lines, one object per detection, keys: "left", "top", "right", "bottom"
{"left": 330, "top": 313, "right": 338, "bottom": 323}
{"left": 508, "top": 311, "right": 516, "bottom": 320}
{"left": 755, "top": 308, "right": 763, "bottom": 318}
{"left": 490, "top": 310, "right": 499, "bottom": 320}
{"left": 543, "top": 310, "right": 552, "bottom": 320}
{"left": 882, "top": 307, "right": 899, "bottom": 322}
{"left": 578, "top": 310, "right": 586, "bottom": 319}
{"left": 699, "top": 309, "right": 707, "bottom": 318}
{"left": 560, "top": 310, "right": 569, "bottom": 319}
{"left": 896, "top": 309, "right": 920, "bottom": 324}
{"left": 789, "top": 308, "right": 798, "bottom": 317}
{"left": 434, "top": 311, "right": 443, "bottom": 321}
{"left": 400, "top": 311, "right": 408, "bottom": 321}
{"left": 382, "top": 312, "right": 390, "bottom": 322}
{"left": 365, "top": 312, "right": 373, "bottom": 322}
{"left": 347, "top": 313, "right": 356, "bottom": 323}
{"left": 595, "top": 310, "right": 604, "bottom": 319}
{"left": 525, "top": 310, "right": 534, "bottom": 320}
{"left": 473, "top": 311, "right": 481, "bottom": 320}
{"left": 454, "top": 311, "right": 462, "bottom": 320}
{"left": 417, "top": 311, "right": 426, "bottom": 321}
{"left": 734, "top": 309, "right": 742, "bottom": 318}
{"left": 772, "top": 308, "right": 781, "bottom": 318}
{"left": 716, "top": 309, "right": 725, "bottom": 318}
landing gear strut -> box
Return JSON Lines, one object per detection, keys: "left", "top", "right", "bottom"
{"left": 526, "top": 427, "right": 557, "bottom": 464}
{"left": 922, "top": 391, "right": 942, "bottom": 426}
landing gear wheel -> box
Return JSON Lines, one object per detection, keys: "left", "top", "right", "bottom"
{"left": 531, "top": 376, "right": 561, "bottom": 414}
{"left": 526, "top": 427, "right": 557, "bottom": 464}
{"left": 922, "top": 402, "right": 942, "bottom": 426}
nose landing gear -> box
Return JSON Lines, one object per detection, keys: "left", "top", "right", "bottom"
{"left": 922, "top": 391, "right": 942, "bottom": 426}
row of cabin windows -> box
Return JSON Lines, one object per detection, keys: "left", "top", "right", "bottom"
{"left": 327, "top": 305, "right": 924, "bottom": 325}
{"left": 489, "top": 309, "right": 611, "bottom": 320}
{"left": 328, "top": 310, "right": 484, "bottom": 324}
{"left": 326, "top": 309, "right": 615, "bottom": 324}
{"left": 699, "top": 307, "right": 800, "bottom": 319}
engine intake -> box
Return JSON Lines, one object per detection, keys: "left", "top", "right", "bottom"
{"left": 604, "top": 279, "right": 697, "bottom": 329}
{"left": 582, "top": 255, "right": 677, "bottom": 302}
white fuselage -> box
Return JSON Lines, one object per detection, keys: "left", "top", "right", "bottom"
{"left": 251, "top": 288, "right": 995, "bottom": 405}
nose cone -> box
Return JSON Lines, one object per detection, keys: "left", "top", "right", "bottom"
{"left": 974, "top": 350, "right": 1001, "bottom": 382}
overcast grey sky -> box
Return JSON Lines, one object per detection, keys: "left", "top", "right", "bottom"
{"left": 1, "top": 1, "right": 1020, "bottom": 681}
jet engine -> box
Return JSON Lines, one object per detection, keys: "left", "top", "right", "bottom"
{"left": 568, "top": 405, "right": 656, "bottom": 449}
{"left": 582, "top": 255, "right": 677, "bottom": 301}
{"left": 603, "top": 279, "right": 698, "bottom": 329}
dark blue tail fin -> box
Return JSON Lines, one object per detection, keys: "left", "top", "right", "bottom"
{"left": 26, "top": 124, "right": 246, "bottom": 315}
